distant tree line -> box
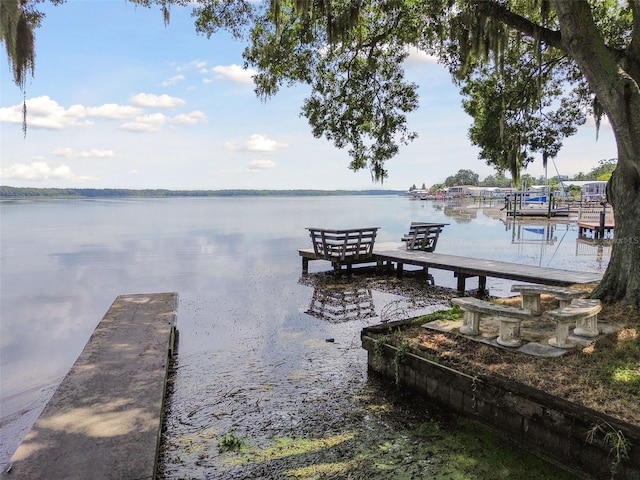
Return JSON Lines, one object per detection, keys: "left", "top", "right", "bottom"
{"left": 0, "top": 186, "right": 405, "bottom": 199}
{"left": 571, "top": 158, "right": 617, "bottom": 182}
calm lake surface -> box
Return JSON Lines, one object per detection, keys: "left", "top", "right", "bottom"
{"left": 0, "top": 196, "right": 609, "bottom": 477}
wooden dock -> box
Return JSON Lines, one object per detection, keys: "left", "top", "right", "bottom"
{"left": 577, "top": 204, "right": 615, "bottom": 239}
{"left": 578, "top": 220, "right": 615, "bottom": 239}
{"left": 299, "top": 243, "right": 602, "bottom": 293}
{"left": 2, "top": 292, "right": 178, "bottom": 480}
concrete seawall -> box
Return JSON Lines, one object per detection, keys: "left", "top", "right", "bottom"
{"left": 2, "top": 292, "right": 178, "bottom": 480}
{"left": 361, "top": 320, "right": 640, "bottom": 480}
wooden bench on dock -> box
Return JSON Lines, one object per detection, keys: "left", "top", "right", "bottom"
{"left": 544, "top": 298, "right": 602, "bottom": 348}
{"left": 401, "top": 222, "right": 448, "bottom": 251}
{"left": 3, "top": 292, "right": 178, "bottom": 480}
{"left": 510, "top": 284, "right": 587, "bottom": 315}
{"left": 302, "top": 227, "right": 380, "bottom": 274}
{"left": 451, "top": 297, "right": 533, "bottom": 348}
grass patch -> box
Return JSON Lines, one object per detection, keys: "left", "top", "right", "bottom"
{"left": 397, "top": 300, "right": 640, "bottom": 427}
{"left": 411, "top": 305, "right": 463, "bottom": 326}
{"left": 580, "top": 327, "right": 640, "bottom": 399}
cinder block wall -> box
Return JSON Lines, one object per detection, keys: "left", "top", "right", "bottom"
{"left": 361, "top": 330, "right": 640, "bottom": 480}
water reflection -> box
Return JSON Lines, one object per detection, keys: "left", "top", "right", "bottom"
{"left": 575, "top": 238, "right": 613, "bottom": 270}
{"left": 431, "top": 200, "right": 478, "bottom": 223}
{"left": 503, "top": 219, "right": 561, "bottom": 246}
{"left": 442, "top": 205, "right": 478, "bottom": 222}
{"left": 305, "top": 284, "right": 376, "bottom": 323}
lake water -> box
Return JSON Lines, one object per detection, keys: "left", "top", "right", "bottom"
{"left": 0, "top": 196, "right": 609, "bottom": 477}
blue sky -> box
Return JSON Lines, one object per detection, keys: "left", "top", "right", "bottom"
{"left": 0, "top": 1, "right": 618, "bottom": 191}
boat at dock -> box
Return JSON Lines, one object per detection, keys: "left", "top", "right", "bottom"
{"left": 506, "top": 190, "right": 570, "bottom": 217}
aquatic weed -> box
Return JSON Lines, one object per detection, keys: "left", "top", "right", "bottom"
{"left": 373, "top": 334, "right": 388, "bottom": 367}
{"left": 393, "top": 339, "right": 411, "bottom": 386}
{"left": 217, "top": 429, "right": 246, "bottom": 453}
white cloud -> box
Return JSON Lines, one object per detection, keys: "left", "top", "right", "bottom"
{"left": 0, "top": 96, "right": 75, "bottom": 129}
{"left": 246, "top": 159, "right": 276, "bottom": 172}
{"left": 211, "top": 64, "right": 256, "bottom": 84}
{"left": 404, "top": 46, "right": 439, "bottom": 66}
{"left": 161, "top": 74, "right": 186, "bottom": 87}
{"left": 0, "top": 96, "right": 142, "bottom": 130}
{"left": 52, "top": 147, "right": 115, "bottom": 158}
{"left": 176, "top": 60, "right": 208, "bottom": 72}
{"left": 130, "top": 93, "right": 186, "bottom": 108}
{"left": 121, "top": 113, "right": 168, "bottom": 132}
{"left": 0, "top": 161, "right": 89, "bottom": 182}
{"left": 244, "top": 133, "right": 288, "bottom": 153}
{"left": 79, "top": 149, "right": 114, "bottom": 158}
{"left": 173, "top": 111, "right": 207, "bottom": 125}
{"left": 85, "top": 103, "right": 142, "bottom": 119}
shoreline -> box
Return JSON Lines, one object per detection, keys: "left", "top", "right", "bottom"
{"left": 0, "top": 381, "right": 59, "bottom": 472}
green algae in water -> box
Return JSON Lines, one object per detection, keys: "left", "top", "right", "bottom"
{"left": 210, "top": 395, "right": 578, "bottom": 480}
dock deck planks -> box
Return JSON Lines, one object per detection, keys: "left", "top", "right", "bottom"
{"left": 299, "top": 242, "right": 602, "bottom": 293}
{"left": 2, "top": 292, "right": 178, "bottom": 480}
{"left": 375, "top": 243, "right": 602, "bottom": 291}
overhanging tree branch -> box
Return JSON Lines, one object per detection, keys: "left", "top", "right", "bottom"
{"left": 472, "top": 0, "right": 564, "bottom": 51}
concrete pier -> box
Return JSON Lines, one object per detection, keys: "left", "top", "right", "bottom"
{"left": 2, "top": 292, "right": 178, "bottom": 480}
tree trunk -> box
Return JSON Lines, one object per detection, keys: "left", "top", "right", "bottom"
{"left": 593, "top": 158, "right": 640, "bottom": 307}
{"left": 552, "top": 1, "right": 640, "bottom": 308}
